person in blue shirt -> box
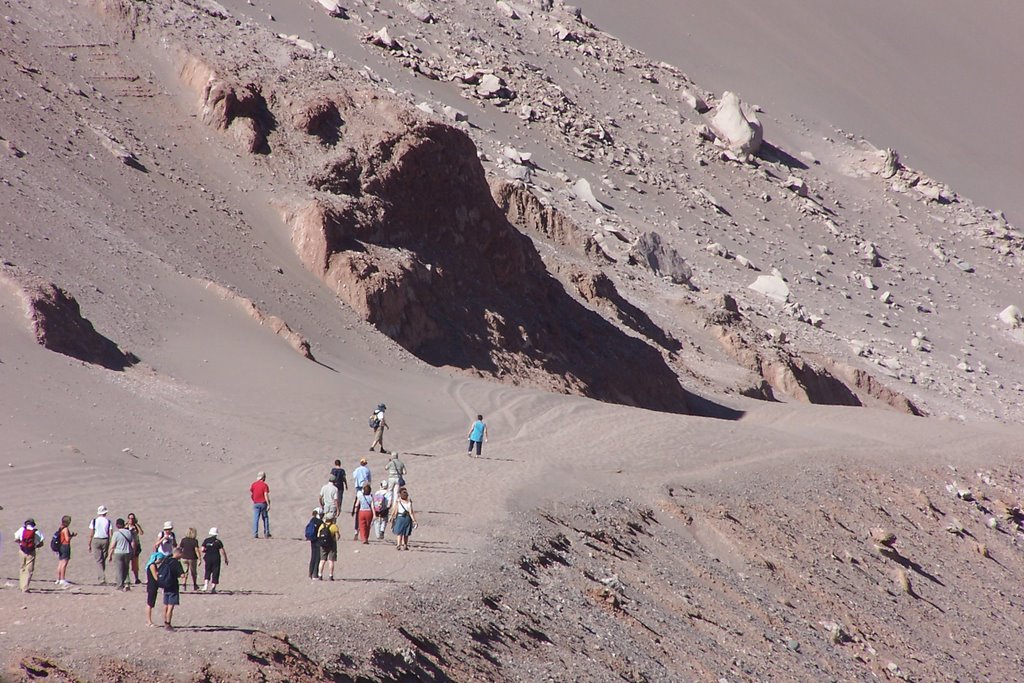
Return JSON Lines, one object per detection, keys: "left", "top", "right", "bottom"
{"left": 467, "top": 415, "right": 488, "bottom": 457}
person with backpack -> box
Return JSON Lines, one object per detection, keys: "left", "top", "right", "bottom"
{"left": 369, "top": 403, "right": 388, "bottom": 453}
{"left": 15, "top": 518, "right": 44, "bottom": 592}
{"left": 88, "top": 505, "right": 112, "bottom": 585}
{"left": 53, "top": 515, "right": 76, "bottom": 588}
{"left": 158, "top": 547, "right": 185, "bottom": 629}
{"left": 200, "top": 527, "right": 228, "bottom": 593}
{"left": 384, "top": 451, "right": 407, "bottom": 500}
{"left": 330, "top": 459, "right": 347, "bottom": 510}
{"left": 153, "top": 521, "right": 177, "bottom": 555}
{"left": 352, "top": 483, "right": 376, "bottom": 544}
{"left": 126, "top": 513, "right": 144, "bottom": 584}
{"left": 107, "top": 518, "right": 135, "bottom": 591}
{"left": 467, "top": 414, "right": 489, "bottom": 457}
{"left": 304, "top": 509, "right": 323, "bottom": 580}
{"left": 372, "top": 481, "right": 392, "bottom": 540}
{"left": 316, "top": 513, "right": 339, "bottom": 581}
{"left": 145, "top": 550, "right": 168, "bottom": 627}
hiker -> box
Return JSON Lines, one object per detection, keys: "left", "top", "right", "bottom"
{"left": 250, "top": 471, "right": 271, "bottom": 538}
{"left": 352, "top": 458, "right": 371, "bottom": 540}
{"left": 88, "top": 505, "right": 112, "bottom": 584}
{"left": 373, "top": 481, "right": 392, "bottom": 540}
{"left": 55, "top": 515, "right": 76, "bottom": 587}
{"left": 159, "top": 547, "right": 185, "bottom": 630}
{"left": 145, "top": 551, "right": 167, "bottom": 627}
{"left": 319, "top": 472, "right": 340, "bottom": 520}
{"left": 384, "top": 451, "right": 407, "bottom": 500}
{"left": 108, "top": 518, "right": 135, "bottom": 591}
{"left": 126, "top": 513, "right": 144, "bottom": 584}
{"left": 316, "top": 514, "right": 339, "bottom": 581}
{"left": 330, "top": 459, "right": 347, "bottom": 509}
{"left": 178, "top": 527, "right": 200, "bottom": 591}
{"left": 352, "top": 483, "right": 375, "bottom": 544}
{"left": 390, "top": 488, "right": 417, "bottom": 551}
{"left": 200, "top": 527, "right": 228, "bottom": 592}
{"left": 467, "top": 414, "right": 489, "bottom": 457}
{"left": 154, "top": 521, "right": 177, "bottom": 555}
{"left": 369, "top": 403, "right": 388, "bottom": 453}
{"left": 305, "top": 509, "right": 323, "bottom": 580}
{"left": 15, "top": 518, "right": 44, "bottom": 592}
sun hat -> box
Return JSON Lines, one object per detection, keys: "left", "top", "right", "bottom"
{"left": 97, "top": 505, "right": 108, "bottom": 515}
{"left": 208, "top": 527, "right": 218, "bottom": 536}
{"left": 163, "top": 521, "right": 173, "bottom": 530}
{"left": 257, "top": 471, "right": 266, "bottom": 480}
{"left": 378, "top": 403, "right": 386, "bottom": 410}
{"left": 359, "top": 457, "right": 367, "bottom": 465}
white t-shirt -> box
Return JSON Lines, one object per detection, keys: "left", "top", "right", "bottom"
{"left": 90, "top": 515, "right": 112, "bottom": 539}
{"left": 320, "top": 482, "right": 339, "bottom": 509}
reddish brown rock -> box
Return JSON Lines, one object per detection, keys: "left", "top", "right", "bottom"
{"left": 0, "top": 269, "right": 138, "bottom": 370}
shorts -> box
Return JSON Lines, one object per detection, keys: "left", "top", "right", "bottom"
{"left": 324, "top": 549, "right": 337, "bottom": 561}
{"left": 146, "top": 580, "right": 160, "bottom": 608}
{"left": 58, "top": 544, "right": 71, "bottom": 561}
{"left": 204, "top": 561, "right": 221, "bottom": 584}
{"left": 163, "top": 591, "right": 180, "bottom": 606}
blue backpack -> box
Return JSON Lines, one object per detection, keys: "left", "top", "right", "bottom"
{"left": 304, "top": 518, "right": 320, "bottom": 542}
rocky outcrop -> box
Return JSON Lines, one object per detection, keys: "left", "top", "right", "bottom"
{"left": 177, "top": 54, "right": 270, "bottom": 154}
{"left": 278, "top": 102, "right": 689, "bottom": 412}
{"left": 0, "top": 268, "right": 138, "bottom": 370}
{"left": 565, "top": 267, "right": 681, "bottom": 352}
{"left": 702, "top": 295, "right": 919, "bottom": 414}
{"left": 629, "top": 231, "right": 693, "bottom": 286}
{"left": 202, "top": 281, "right": 314, "bottom": 360}
{"left": 491, "top": 180, "right": 606, "bottom": 259}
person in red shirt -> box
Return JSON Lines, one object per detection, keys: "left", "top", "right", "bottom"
{"left": 250, "top": 471, "right": 271, "bottom": 538}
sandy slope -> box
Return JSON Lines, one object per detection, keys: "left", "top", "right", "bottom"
{"left": 581, "top": 0, "right": 1024, "bottom": 225}
{"left": 2, "top": 0, "right": 1024, "bottom": 681}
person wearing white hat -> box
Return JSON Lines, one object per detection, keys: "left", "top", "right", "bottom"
{"left": 200, "top": 527, "right": 228, "bottom": 592}
{"left": 153, "top": 521, "right": 177, "bottom": 556}
{"left": 88, "top": 505, "right": 112, "bottom": 584}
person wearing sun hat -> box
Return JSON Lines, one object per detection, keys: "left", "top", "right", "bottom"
{"left": 154, "top": 520, "right": 177, "bottom": 555}
{"left": 200, "top": 527, "right": 229, "bottom": 592}
{"left": 88, "top": 505, "right": 112, "bottom": 585}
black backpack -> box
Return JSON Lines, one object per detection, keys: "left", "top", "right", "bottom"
{"left": 50, "top": 529, "right": 61, "bottom": 553}
{"left": 317, "top": 523, "right": 333, "bottom": 550}
{"left": 369, "top": 414, "right": 381, "bottom": 430}
{"left": 157, "top": 559, "right": 177, "bottom": 590}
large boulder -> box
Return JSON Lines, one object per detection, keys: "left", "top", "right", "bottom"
{"left": 709, "top": 91, "right": 763, "bottom": 156}
{"left": 629, "top": 231, "right": 692, "bottom": 285}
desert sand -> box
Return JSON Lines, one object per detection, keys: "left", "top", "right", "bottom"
{"left": 2, "top": 1, "right": 1024, "bottom": 681}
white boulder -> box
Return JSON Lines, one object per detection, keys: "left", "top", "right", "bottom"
{"left": 709, "top": 91, "right": 763, "bottom": 156}
{"left": 998, "top": 305, "right": 1022, "bottom": 327}
{"left": 748, "top": 275, "right": 790, "bottom": 304}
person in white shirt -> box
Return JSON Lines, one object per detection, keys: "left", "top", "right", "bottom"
{"left": 319, "top": 474, "right": 340, "bottom": 519}
{"left": 88, "top": 505, "right": 113, "bottom": 585}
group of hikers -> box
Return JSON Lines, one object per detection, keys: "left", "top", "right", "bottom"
{"left": 302, "top": 447, "right": 419, "bottom": 581}
{"left": 9, "top": 406, "right": 490, "bottom": 626}
{"left": 11, "top": 507, "right": 229, "bottom": 629}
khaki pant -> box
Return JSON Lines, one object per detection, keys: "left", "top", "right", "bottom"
{"left": 19, "top": 551, "right": 35, "bottom": 592}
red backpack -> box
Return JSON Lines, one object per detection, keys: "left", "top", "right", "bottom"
{"left": 19, "top": 527, "right": 37, "bottom": 553}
